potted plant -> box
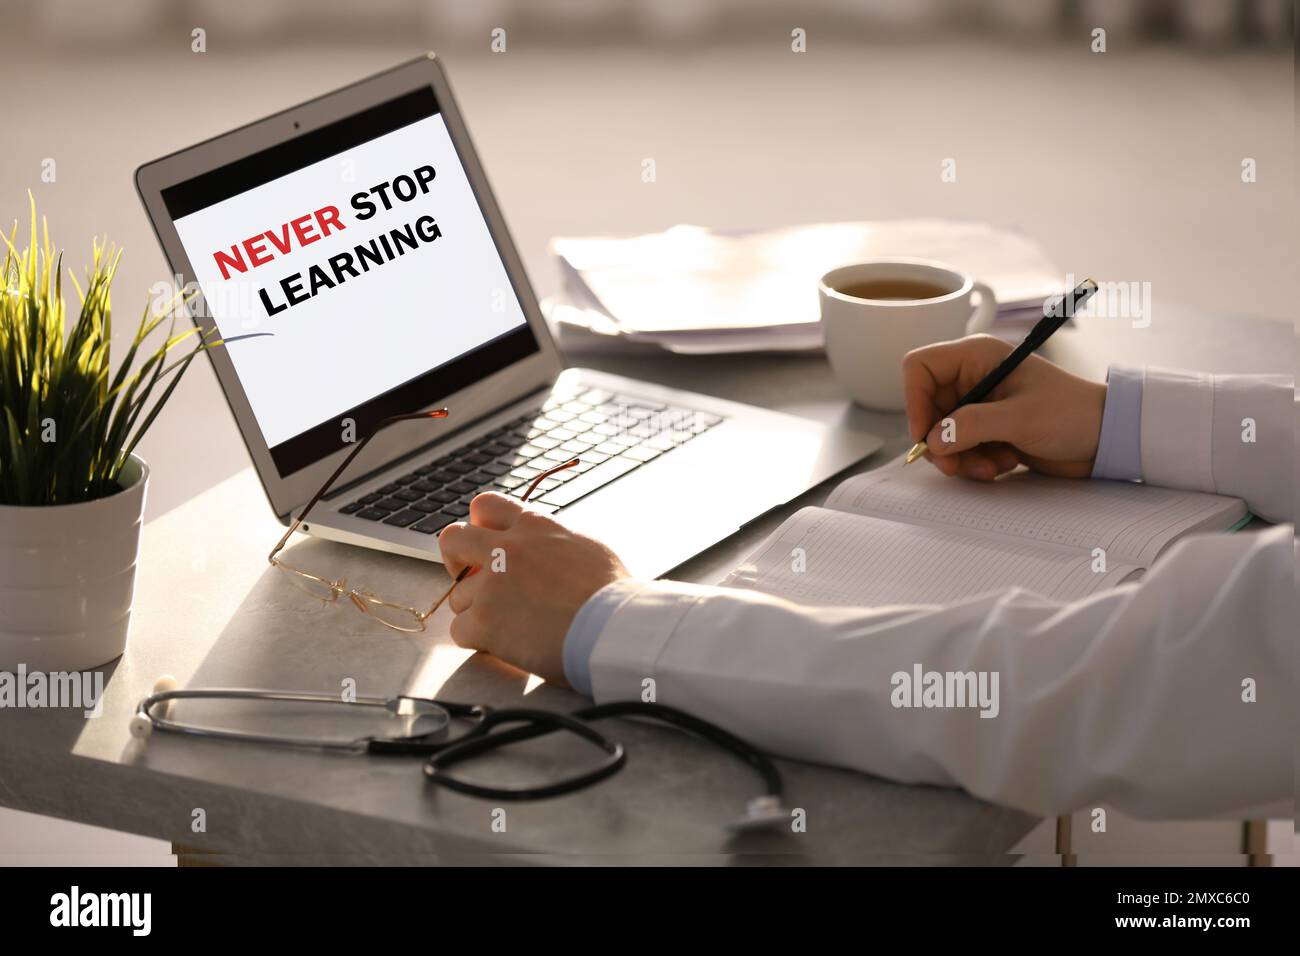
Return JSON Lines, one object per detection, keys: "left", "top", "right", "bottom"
{"left": 0, "top": 198, "right": 213, "bottom": 672}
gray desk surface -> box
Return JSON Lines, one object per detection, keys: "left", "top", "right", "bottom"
{"left": 0, "top": 307, "right": 1290, "bottom": 865}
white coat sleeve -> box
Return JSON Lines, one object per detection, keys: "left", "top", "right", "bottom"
{"left": 584, "top": 372, "right": 1296, "bottom": 819}
{"left": 1138, "top": 368, "right": 1292, "bottom": 523}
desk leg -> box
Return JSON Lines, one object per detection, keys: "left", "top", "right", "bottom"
{"left": 171, "top": 842, "right": 224, "bottom": 867}
{"left": 1055, "top": 814, "right": 1076, "bottom": 867}
{"left": 1242, "top": 820, "right": 1270, "bottom": 867}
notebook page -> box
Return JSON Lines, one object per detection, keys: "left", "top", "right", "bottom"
{"left": 825, "top": 464, "right": 1246, "bottom": 567}
{"left": 721, "top": 507, "right": 1140, "bottom": 607}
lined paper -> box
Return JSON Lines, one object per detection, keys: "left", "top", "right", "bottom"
{"left": 723, "top": 507, "right": 1140, "bottom": 607}
{"left": 825, "top": 465, "right": 1246, "bottom": 567}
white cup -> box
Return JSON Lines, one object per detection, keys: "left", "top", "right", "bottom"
{"left": 819, "top": 259, "right": 997, "bottom": 411}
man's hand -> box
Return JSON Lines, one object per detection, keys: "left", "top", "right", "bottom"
{"left": 902, "top": 334, "right": 1107, "bottom": 480}
{"left": 436, "top": 493, "right": 629, "bottom": 686}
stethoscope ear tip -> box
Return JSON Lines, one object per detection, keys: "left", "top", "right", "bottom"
{"left": 725, "top": 795, "right": 790, "bottom": 834}
{"left": 152, "top": 675, "right": 181, "bottom": 696}
{"left": 132, "top": 675, "right": 181, "bottom": 736}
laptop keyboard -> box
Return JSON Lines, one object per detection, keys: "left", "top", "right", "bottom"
{"left": 336, "top": 388, "right": 723, "bottom": 535}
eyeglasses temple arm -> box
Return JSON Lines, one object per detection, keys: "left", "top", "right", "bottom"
{"left": 268, "top": 409, "right": 450, "bottom": 563}
{"left": 421, "top": 457, "right": 580, "bottom": 618}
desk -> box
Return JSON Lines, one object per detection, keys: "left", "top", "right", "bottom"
{"left": 0, "top": 306, "right": 1290, "bottom": 865}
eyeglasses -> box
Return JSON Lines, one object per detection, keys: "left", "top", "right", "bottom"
{"left": 268, "top": 409, "right": 579, "bottom": 632}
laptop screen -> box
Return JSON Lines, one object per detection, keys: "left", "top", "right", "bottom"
{"left": 161, "top": 88, "right": 539, "bottom": 477}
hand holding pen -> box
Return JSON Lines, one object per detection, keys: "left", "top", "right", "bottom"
{"left": 902, "top": 279, "right": 1108, "bottom": 481}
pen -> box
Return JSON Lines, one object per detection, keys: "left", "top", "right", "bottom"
{"left": 904, "top": 277, "right": 1100, "bottom": 465}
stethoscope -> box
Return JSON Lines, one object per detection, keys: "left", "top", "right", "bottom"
{"left": 132, "top": 678, "right": 790, "bottom": 832}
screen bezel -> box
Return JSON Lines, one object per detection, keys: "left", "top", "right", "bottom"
{"left": 135, "top": 54, "right": 564, "bottom": 521}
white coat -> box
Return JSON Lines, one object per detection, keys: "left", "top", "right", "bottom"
{"left": 582, "top": 370, "right": 1295, "bottom": 818}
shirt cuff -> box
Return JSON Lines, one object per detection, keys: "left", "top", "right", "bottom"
{"left": 1091, "top": 365, "right": 1144, "bottom": 483}
{"left": 562, "top": 580, "right": 630, "bottom": 696}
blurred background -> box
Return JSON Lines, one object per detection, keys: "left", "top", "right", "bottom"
{"left": 0, "top": 0, "right": 1293, "bottom": 862}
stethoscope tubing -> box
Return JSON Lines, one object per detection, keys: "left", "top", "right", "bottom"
{"left": 583, "top": 701, "right": 785, "bottom": 799}
{"left": 419, "top": 700, "right": 783, "bottom": 802}
{"left": 422, "top": 708, "right": 627, "bottom": 800}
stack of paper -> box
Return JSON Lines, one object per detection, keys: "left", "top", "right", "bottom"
{"left": 545, "top": 220, "right": 1066, "bottom": 355}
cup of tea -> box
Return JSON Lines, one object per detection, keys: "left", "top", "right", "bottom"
{"left": 818, "top": 258, "right": 997, "bottom": 411}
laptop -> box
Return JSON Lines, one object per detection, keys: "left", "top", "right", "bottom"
{"left": 135, "top": 54, "right": 881, "bottom": 577}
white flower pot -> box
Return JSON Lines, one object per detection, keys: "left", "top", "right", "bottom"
{"left": 0, "top": 456, "right": 149, "bottom": 672}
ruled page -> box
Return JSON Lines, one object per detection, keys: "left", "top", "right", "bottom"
{"left": 825, "top": 463, "right": 1247, "bottom": 567}
{"left": 722, "top": 507, "right": 1141, "bottom": 607}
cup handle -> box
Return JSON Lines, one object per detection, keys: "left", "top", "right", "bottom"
{"left": 965, "top": 281, "right": 997, "bottom": 334}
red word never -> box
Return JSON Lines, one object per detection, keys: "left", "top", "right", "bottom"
{"left": 212, "top": 206, "right": 345, "bottom": 281}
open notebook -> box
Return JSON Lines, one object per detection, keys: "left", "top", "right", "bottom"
{"left": 723, "top": 463, "right": 1249, "bottom": 606}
